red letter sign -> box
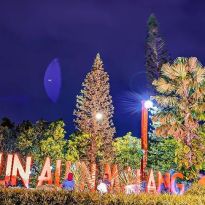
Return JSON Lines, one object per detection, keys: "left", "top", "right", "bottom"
{"left": 146, "top": 169, "right": 156, "bottom": 193}
{"left": 11, "top": 154, "right": 32, "bottom": 188}
{"left": 37, "top": 157, "right": 52, "bottom": 187}
{"left": 171, "top": 173, "right": 184, "bottom": 194}
{"left": 54, "top": 160, "right": 61, "bottom": 187}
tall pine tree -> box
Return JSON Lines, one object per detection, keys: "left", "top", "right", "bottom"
{"left": 145, "top": 14, "right": 170, "bottom": 93}
{"left": 74, "top": 53, "right": 115, "bottom": 164}
{"left": 146, "top": 14, "right": 171, "bottom": 173}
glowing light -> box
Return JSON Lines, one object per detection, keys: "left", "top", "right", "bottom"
{"left": 144, "top": 100, "right": 153, "bottom": 109}
{"left": 95, "top": 112, "right": 103, "bottom": 121}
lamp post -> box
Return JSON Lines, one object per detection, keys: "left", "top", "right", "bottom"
{"left": 141, "top": 100, "right": 153, "bottom": 180}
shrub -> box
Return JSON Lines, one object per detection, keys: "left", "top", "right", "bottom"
{"left": 185, "top": 183, "right": 205, "bottom": 196}
{"left": 0, "top": 188, "right": 205, "bottom": 205}
{"left": 36, "top": 184, "right": 61, "bottom": 191}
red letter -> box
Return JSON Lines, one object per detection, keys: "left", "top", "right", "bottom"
{"left": 0, "top": 153, "right": 14, "bottom": 185}
{"left": 5, "top": 154, "right": 13, "bottom": 183}
{"left": 146, "top": 169, "right": 156, "bottom": 193}
{"left": 11, "top": 154, "right": 32, "bottom": 188}
{"left": 54, "top": 160, "right": 61, "bottom": 187}
{"left": 37, "top": 157, "right": 52, "bottom": 187}
{"left": 171, "top": 173, "right": 184, "bottom": 194}
{"left": 136, "top": 169, "right": 141, "bottom": 190}
{"left": 77, "top": 162, "right": 96, "bottom": 192}
{"left": 157, "top": 172, "right": 171, "bottom": 193}
{"left": 0, "top": 153, "right": 5, "bottom": 185}
{"left": 64, "top": 161, "right": 71, "bottom": 179}
{"left": 104, "top": 164, "right": 120, "bottom": 192}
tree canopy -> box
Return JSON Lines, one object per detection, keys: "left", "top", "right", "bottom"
{"left": 152, "top": 57, "right": 205, "bottom": 179}
{"left": 113, "top": 132, "right": 142, "bottom": 169}
{"left": 74, "top": 53, "right": 115, "bottom": 164}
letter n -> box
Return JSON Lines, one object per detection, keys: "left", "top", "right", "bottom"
{"left": 0, "top": 153, "right": 13, "bottom": 185}
{"left": 11, "top": 154, "right": 32, "bottom": 188}
{"left": 79, "top": 162, "right": 96, "bottom": 192}
{"left": 157, "top": 171, "right": 171, "bottom": 193}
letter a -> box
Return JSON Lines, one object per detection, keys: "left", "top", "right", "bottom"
{"left": 146, "top": 169, "right": 156, "bottom": 193}
{"left": 37, "top": 157, "right": 52, "bottom": 187}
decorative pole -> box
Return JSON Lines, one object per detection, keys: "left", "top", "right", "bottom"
{"left": 140, "top": 100, "right": 149, "bottom": 180}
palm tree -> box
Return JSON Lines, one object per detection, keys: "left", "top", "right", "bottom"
{"left": 151, "top": 57, "right": 205, "bottom": 179}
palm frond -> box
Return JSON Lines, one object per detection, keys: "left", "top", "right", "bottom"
{"left": 194, "top": 67, "right": 205, "bottom": 84}
{"left": 172, "top": 63, "right": 187, "bottom": 79}
{"left": 153, "top": 78, "right": 175, "bottom": 94}
{"left": 161, "top": 63, "right": 176, "bottom": 80}
{"left": 152, "top": 96, "right": 178, "bottom": 107}
{"left": 188, "top": 57, "right": 198, "bottom": 71}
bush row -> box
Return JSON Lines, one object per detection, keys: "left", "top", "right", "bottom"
{"left": 1, "top": 187, "right": 205, "bottom": 205}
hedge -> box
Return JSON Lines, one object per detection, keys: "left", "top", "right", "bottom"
{"left": 0, "top": 188, "right": 205, "bottom": 205}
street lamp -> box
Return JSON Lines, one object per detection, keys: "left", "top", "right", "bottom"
{"left": 95, "top": 112, "right": 103, "bottom": 121}
{"left": 144, "top": 100, "right": 153, "bottom": 109}
{"left": 141, "top": 100, "right": 153, "bottom": 180}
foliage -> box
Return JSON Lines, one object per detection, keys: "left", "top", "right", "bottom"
{"left": 39, "top": 120, "right": 67, "bottom": 161}
{"left": 0, "top": 118, "right": 17, "bottom": 152}
{"left": 119, "top": 168, "right": 139, "bottom": 186}
{"left": 175, "top": 141, "right": 204, "bottom": 180}
{"left": 148, "top": 134, "right": 179, "bottom": 173}
{"left": 74, "top": 53, "right": 115, "bottom": 163}
{"left": 147, "top": 94, "right": 178, "bottom": 174}
{"left": 1, "top": 188, "right": 205, "bottom": 205}
{"left": 185, "top": 183, "right": 205, "bottom": 196}
{"left": 145, "top": 13, "right": 170, "bottom": 93}
{"left": 66, "top": 132, "right": 91, "bottom": 162}
{"left": 112, "top": 132, "right": 142, "bottom": 169}
{"left": 17, "top": 120, "right": 67, "bottom": 161}
{"left": 152, "top": 57, "right": 205, "bottom": 180}
{"left": 16, "top": 120, "right": 67, "bottom": 186}
{"left": 16, "top": 120, "right": 48, "bottom": 159}
{"left": 36, "top": 184, "right": 61, "bottom": 191}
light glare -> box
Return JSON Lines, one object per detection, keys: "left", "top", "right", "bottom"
{"left": 95, "top": 112, "right": 103, "bottom": 121}
{"left": 144, "top": 100, "right": 153, "bottom": 109}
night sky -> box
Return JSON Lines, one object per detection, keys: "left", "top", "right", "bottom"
{"left": 0, "top": 0, "right": 205, "bottom": 137}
